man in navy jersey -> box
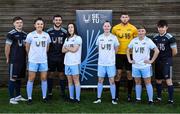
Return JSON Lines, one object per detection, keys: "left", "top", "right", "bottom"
{"left": 5, "top": 17, "right": 27, "bottom": 104}
{"left": 47, "top": 15, "right": 67, "bottom": 99}
{"left": 153, "top": 20, "right": 178, "bottom": 104}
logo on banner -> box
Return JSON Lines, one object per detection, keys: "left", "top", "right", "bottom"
{"left": 83, "top": 13, "right": 108, "bottom": 24}
{"left": 83, "top": 15, "right": 91, "bottom": 23}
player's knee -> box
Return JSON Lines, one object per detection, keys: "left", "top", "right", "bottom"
{"left": 126, "top": 71, "right": 132, "bottom": 79}
{"left": 144, "top": 78, "right": 151, "bottom": 85}
{"left": 127, "top": 75, "right": 133, "bottom": 80}
{"left": 166, "top": 79, "right": 173, "bottom": 86}
{"left": 73, "top": 79, "right": 80, "bottom": 86}
{"left": 41, "top": 76, "right": 47, "bottom": 81}
{"left": 98, "top": 78, "right": 104, "bottom": 83}
{"left": 48, "top": 76, "right": 53, "bottom": 79}
{"left": 117, "top": 70, "right": 122, "bottom": 75}
{"left": 135, "top": 79, "right": 141, "bottom": 85}
{"left": 109, "top": 78, "right": 115, "bottom": 84}
{"left": 135, "top": 82, "right": 141, "bottom": 85}
{"left": 109, "top": 81, "right": 115, "bottom": 85}
{"left": 156, "top": 79, "right": 162, "bottom": 84}
{"left": 48, "top": 74, "right": 53, "bottom": 78}
{"left": 41, "top": 77, "right": 47, "bottom": 81}
{"left": 115, "top": 75, "right": 121, "bottom": 81}
{"left": 145, "top": 80, "right": 151, "bottom": 85}
{"left": 72, "top": 76, "right": 79, "bottom": 83}
{"left": 59, "top": 75, "right": 66, "bottom": 80}
{"left": 68, "top": 81, "right": 73, "bottom": 85}
{"left": 28, "top": 76, "right": 35, "bottom": 81}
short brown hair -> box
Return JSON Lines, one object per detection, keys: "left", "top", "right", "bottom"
{"left": 13, "top": 17, "right": 23, "bottom": 23}
{"left": 137, "top": 25, "right": 146, "bottom": 30}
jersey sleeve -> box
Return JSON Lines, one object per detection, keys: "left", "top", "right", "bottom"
{"left": 169, "top": 37, "right": 177, "bottom": 48}
{"left": 63, "top": 39, "right": 67, "bottom": 47}
{"left": 47, "top": 34, "right": 51, "bottom": 44}
{"left": 114, "top": 36, "right": 120, "bottom": 47}
{"left": 5, "top": 33, "right": 13, "bottom": 45}
{"left": 148, "top": 39, "right": 157, "bottom": 49}
{"left": 74, "top": 36, "right": 82, "bottom": 45}
{"left": 25, "top": 33, "right": 32, "bottom": 44}
{"left": 128, "top": 40, "right": 134, "bottom": 49}
{"left": 96, "top": 36, "right": 99, "bottom": 46}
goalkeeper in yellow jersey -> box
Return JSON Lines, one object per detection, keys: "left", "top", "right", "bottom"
{"left": 112, "top": 12, "right": 138, "bottom": 102}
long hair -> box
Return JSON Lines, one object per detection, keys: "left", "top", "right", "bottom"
{"left": 67, "top": 23, "right": 78, "bottom": 40}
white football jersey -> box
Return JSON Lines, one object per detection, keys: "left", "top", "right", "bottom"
{"left": 25, "top": 31, "right": 51, "bottom": 63}
{"left": 128, "top": 36, "right": 156, "bottom": 68}
{"left": 63, "top": 35, "right": 82, "bottom": 65}
{"left": 96, "top": 33, "right": 119, "bottom": 66}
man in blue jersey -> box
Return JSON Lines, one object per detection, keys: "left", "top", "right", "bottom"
{"left": 5, "top": 17, "right": 27, "bottom": 104}
{"left": 47, "top": 15, "right": 67, "bottom": 100}
{"left": 153, "top": 20, "right": 178, "bottom": 104}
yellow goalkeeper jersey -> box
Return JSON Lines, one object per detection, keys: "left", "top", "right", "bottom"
{"left": 112, "top": 23, "right": 138, "bottom": 54}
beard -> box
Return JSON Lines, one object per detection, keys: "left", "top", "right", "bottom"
{"left": 122, "top": 21, "right": 128, "bottom": 25}
{"left": 54, "top": 24, "right": 61, "bottom": 28}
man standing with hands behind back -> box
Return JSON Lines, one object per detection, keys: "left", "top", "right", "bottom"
{"left": 112, "top": 12, "right": 138, "bottom": 102}
{"left": 47, "top": 15, "right": 67, "bottom": 100}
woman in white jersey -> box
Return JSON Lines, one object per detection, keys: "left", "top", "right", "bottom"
{"left": 25, "top": 18, "right": 51, "bottom": 104}
{"left": 93, "top": 21, "right": 119, "bottom": 105}
{"left": 62, "top": 23, "right": 82, "bottom": 103}
{"left": 127, "top": 25, "right": 159, "bottom": 104}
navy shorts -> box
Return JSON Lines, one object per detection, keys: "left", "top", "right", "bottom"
{"left": 116, "top": 54, "right": 132, "bottom": 71}
{"left": 9, "top": 62, "right": 26, "bottom": 79}
{"left": 48, "top": 58, "right": 64, "bottom": 72}
{"left": 155, "top": 61, "right": 172, "bottom": 80}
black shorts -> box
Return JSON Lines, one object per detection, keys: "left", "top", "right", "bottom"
{"left": 48, "top": 58, "right": 64, "bottom": 72}
{"left": 116, "top": 54, "right": 131, "bottom": 71}
{"left": 155, "top": 62, "right": 172, "bottom": 80}
{"left": 9, "top": 62, "right": 26, "bottom": 79}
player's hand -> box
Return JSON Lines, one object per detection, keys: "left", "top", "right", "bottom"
{"left": 66, "top": 47, "right": 70, "bottom": 51}
{"left": 129, "top": 60, "right": 135, "bottom": 64}
{"left": 144, "top": 60, "right": 153, "bottom": 64}
{"left": 63, "top": 45, "right": 67, "bottom": 48}
{"left": 64, "top": 45, "right": 68, "bottom": 50}
{"left": 6, "top": 59, "right": 9, "bottom": 64}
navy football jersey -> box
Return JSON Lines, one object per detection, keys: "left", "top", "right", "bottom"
{"left": 47, "top": 27, "right": 67, "bottom": 60}
{"left": 5, "top": 29, "right": 27, "bottom": 63}
{"left": 153, "top": 33, "right": 177, "bottom": 62}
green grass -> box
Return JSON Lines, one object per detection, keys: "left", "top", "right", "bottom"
{"left": 0, "top": 87, "right": 179, "bottom": 113}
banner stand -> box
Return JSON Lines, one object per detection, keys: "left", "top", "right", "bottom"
{"left": 76, "top": 10, "right": 112, "bottom": 88}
